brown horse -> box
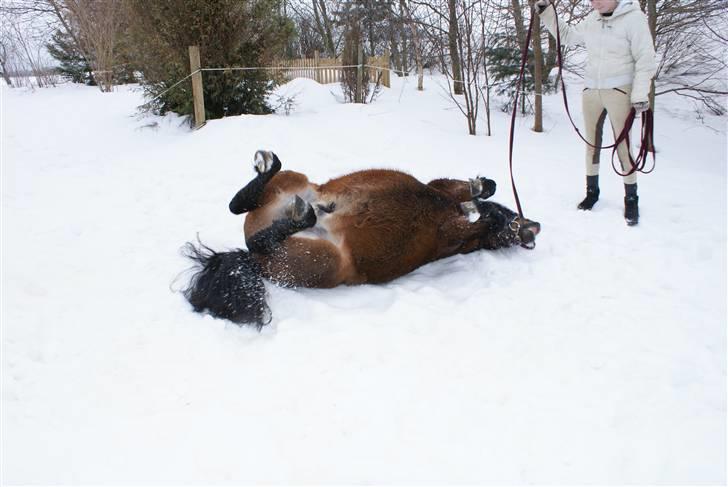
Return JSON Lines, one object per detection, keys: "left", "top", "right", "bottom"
{"left": 183, "top": 150, "right": 541, "bottom": 327}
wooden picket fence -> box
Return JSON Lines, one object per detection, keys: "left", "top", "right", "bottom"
{"left": 186, "top": 46, "right": 392, "bottom": 129}
{"left": 273, "top": 51, "right": 391, "bottom": 88}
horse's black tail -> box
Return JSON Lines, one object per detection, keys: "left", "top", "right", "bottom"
{"left": 181, "top": 240, "right": 271, "bottom": 328}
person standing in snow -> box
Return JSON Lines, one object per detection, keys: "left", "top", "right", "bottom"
{"left": 534, "top": 0, "right": 656, "bottom": 225}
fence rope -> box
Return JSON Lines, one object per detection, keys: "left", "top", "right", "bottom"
{"left": 200, "top": 65, "right": 362, "bottom": 72}
{"left": 139, "top": 63, "right": 389, "bottom": 107}
{"left": 138, "top": 63, "right": 543, "bottom": 110}
{"left": 139, "top": 68, "right": 201, "bottom": 108}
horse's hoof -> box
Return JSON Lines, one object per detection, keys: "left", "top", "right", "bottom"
{"left": 287, "top": 195, "right": 317, "bottom": 228}
{"left": 254, "top": 150, "right": 281, "bottom": 175}
{"left": 470, "top": 177, "right": 496, "bottom": 199}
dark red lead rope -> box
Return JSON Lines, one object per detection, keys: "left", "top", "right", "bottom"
{"left": 507, "top": 14, "right": 536, "bottom": 221}
{"left": 608, "top": 106, "right": 656, "bottom": 176}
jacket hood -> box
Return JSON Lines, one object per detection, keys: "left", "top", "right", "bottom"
{"left": 604, "top": 0, "right": 640, "bottom": 19}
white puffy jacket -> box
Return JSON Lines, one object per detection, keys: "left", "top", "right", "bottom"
{"left": 540, "top": 0, "right": 657, "bottom": 104}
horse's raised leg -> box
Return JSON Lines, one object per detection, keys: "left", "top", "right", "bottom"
{"left": 428, "top": 176, "right": 500, "bottom": 229}
{"left": 246, "top": 196, "right": 317, "bottom": 254}
{"left": 427, "top": 176, "right": 496, "bottom": 202}
{"left": 429, "top": 175, "right": 540, "bottom": 251}
{"left": 229, "top": 150, "right": 282, "bottom": 215}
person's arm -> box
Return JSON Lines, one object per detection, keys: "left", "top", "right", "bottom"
{"left": 537, "top": 2, "right": 586, "bottom": 47}
{"left": 628, "top": 11, "right": 657, "bottom": 105}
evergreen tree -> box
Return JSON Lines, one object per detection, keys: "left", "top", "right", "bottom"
{"left": 46, "top": 29, "right": 95, "bottom": 86}
{"left": 126, "top": 0, "right": 294, "bottom": 122}
{"left": 485, "top": 33, "right": 554, "bottom": 114}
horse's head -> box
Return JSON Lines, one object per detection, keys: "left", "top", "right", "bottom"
{"left": 473, "top": 200, "right": 541, "bottom": 250}
{"left": 511, "top": 217, "right": 541, "bottom": 249}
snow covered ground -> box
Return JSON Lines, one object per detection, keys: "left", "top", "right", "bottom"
{"left": 2, "top": 75, "right": 726, "bottom": 484}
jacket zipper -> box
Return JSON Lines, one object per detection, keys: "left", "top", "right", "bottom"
{"left": 597, "top": 19, "right": 605, "bottom": 88}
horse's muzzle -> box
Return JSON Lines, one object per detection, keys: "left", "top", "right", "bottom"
{"left": 518, "top": 221, "right": 541, "bottom": 249}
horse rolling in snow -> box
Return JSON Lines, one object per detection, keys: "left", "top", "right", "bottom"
{"left": 183, "top": 150, "right": 541, "bottom": 327}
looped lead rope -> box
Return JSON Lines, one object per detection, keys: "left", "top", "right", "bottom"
{"left": 610, "top": 107, "right": 656, "bottom": 176}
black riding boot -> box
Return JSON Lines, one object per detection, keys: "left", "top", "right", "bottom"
{"left": 577, "top": 175, "right": 600, "bottom": 210}
{"left": 624, "top": 183, "right": 639, "bottom": 226}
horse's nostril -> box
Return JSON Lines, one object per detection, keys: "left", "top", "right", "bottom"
{"left": 520, "top": 229, "right": 534, "bottom": 244}
{"left": 518, "top": 222, "right": 540, "bottom": 244}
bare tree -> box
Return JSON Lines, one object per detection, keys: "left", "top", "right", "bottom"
{"left": 643, "top": 0, "right": 727, "bottom": 114}
{"left": 311, "top": 0, "right": 340, "bottom": 57}
{"left": 527, "top": 0, "right": 543, "bottom": 132}
{"left": 411, "top": 0, "right": 464, "bottom": 92}
{"left": 64, "top": 0, "right": 123, "bottom": 92}
{"left": 339, "top": 1, "right": 370, "bottom": 103}
{"left": 509, "top": 0, "right": 526, "bottom": 52}
{"left": 454, "top": 0, "right": 480, "bottom": 133}
{"left": 1, "top": 11, "right": 58, "bottom": 88}
{"left": 447, "top": 0, "right": 463, "bottom": 94}
{"left": 431, "top": 0, "right": 488, "bottom": 135}
{"left": 479, "top": 1, "right": 493, "bottom": 135}
{"left": 0, "top": 33, "right": 14, "bottom": 86}
{"left": 291, "top": 13, "right": 326, "bottom": 57}
{"left": 402, "top": 0, "right": 424, "bottom": 90}
{"left": 1, "top": 0, "right": 106, "bottom": 89}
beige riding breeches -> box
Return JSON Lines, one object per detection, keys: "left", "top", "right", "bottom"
{"left": 582, "top": 86, "right": 637, "bottom": 185}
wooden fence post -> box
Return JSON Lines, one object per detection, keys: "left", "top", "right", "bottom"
{"left": 314, "top": 51, "right": 320, "bottom": 83}
{"left": 383, "top": 49, "right": 390, "bottom": 88}
{"left": 188, "top": 46, "right": 206, "bottom": 129}
{"left": 356, "top": 43, "right": 363, "bottom": 103}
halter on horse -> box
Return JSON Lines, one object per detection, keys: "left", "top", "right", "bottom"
{"left": 182, "top": 150, "right": 541, "bottom": 327}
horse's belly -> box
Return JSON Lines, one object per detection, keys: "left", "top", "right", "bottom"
{"left": 247, "top": 176, "right": 452, "bottom": 286}
{"left": 258, "top": 230, "right": 435, "bottom": 287}
{"left": 329, "top": 213, "right": 444, "bottom": 284}
{"left": 256, "top": 234, "right": 359, "bottom": 288}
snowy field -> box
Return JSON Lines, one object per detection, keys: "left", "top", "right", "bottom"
{"left": 2, "top": 75, "right": 726, "bottom": 484}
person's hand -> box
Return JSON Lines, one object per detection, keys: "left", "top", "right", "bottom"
{"left": 632, "top": 101, "right": 649, "bottom": 114}
{"left": 534, "top": 0, "right": 551, "bottom": 14}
